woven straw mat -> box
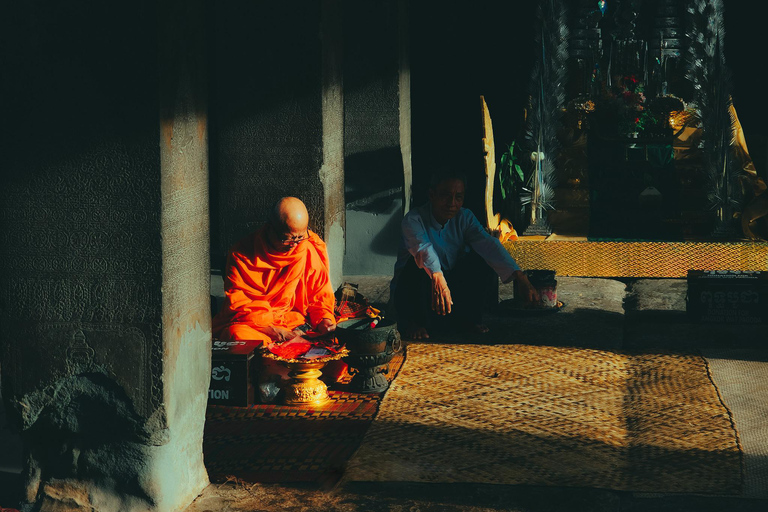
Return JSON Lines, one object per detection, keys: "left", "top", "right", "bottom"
{"left": 344, "top": 343, "right": 742, "bottom": 494}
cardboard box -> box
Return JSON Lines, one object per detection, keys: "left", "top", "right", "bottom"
{"left": 209, "top": 339, "right": 262, "bottom": 406}
{"left": 686, "top": 270, "right": 768, "bottom": 324}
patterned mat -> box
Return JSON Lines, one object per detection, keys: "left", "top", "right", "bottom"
{"left": 344, "top": 344, "right": 743, "bottom": 495}
{"left": 203, "top": 351, "right": 404, "bottom": 485}
{"left": 704, "top": 349, "right": 768, "bottom": 498}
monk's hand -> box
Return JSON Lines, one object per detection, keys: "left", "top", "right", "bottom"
{"left": 266, "top": 325, "right": 298, "bottom": 343}
{"left": 431, "top": 272, "right": 453, "bottom": 315}
{"left": 513, "top": 270, "right": 540, "bottom": 305}
{"left": 315, "top": 318, "right": 336, "bottom": 336}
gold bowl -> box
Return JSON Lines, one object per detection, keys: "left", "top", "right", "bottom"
{"left": 262, "top": 347, "right": 349, "bottom": 407}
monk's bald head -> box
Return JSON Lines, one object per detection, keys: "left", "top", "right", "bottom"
{"left": 270, "top": 197, "right": 309, "bottom": 232}
{"left": 267, "top": 197, "right": 310, "bottom": 251}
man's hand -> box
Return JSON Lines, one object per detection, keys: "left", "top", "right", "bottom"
{"left": 315, "top": 317, "right": 336, "bottom": 336}
{"left": 431, "top": 272, "right": 453, "bottom": 315}
{"left": 512, "top": 270, "right": 540, "bottom": 305}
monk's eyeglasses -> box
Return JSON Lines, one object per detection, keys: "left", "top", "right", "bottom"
{"left": 279, "top": 233, "right": 308, "bottom": 246}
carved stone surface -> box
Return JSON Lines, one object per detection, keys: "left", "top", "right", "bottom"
{"left": 209, "top": 1, "right": 326, "bottom": 269}
{"left": 156, "top": 0, "right": 212, "bottom": 507}
{"left": 1, "top": 2, "right": 164, "bottom": 430}
{"left": 342, "top": 0, "right": 408, "bottom": 275}
{"left": 343, "top": 0, "right": 400, "bottom": 159}
{"left": 1, "top": 1, "right": 209, "bottom": 510}
{"left": 7, "top": 324, "right": 154, "bottom": 429}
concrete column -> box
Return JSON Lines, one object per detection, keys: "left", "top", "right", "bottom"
{"left": 342, "top": 0, "right": 412, "bottom": 276}
{"left": 0, "top": 1, "right": 209, "bottom": 510}
{"left": 209, "top": 1, "right": 345, "bottom": 288}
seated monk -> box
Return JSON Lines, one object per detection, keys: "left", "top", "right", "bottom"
{"left": 391, "top": 169, "right": 540, "bottom": 340}
{"left": 213, "top": 196, "right": 343, "bottom": 385}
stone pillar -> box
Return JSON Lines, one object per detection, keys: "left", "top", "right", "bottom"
{"left": 157, "top": 0, "right": 212, "bottom": 509}
{"left": 321, "top": 0, "right": 346, "bottom": 288}
{"left": 342, "top": 0, "right": 412, "bottom": 276}
{"left": 0, "top": 1, "right": 209, "bottom": 510}
{"left": 209, "top": 0, "right": 345, "bottom": 288}
{"left": 399, "top": 0, "right": 413, "bottom": 215}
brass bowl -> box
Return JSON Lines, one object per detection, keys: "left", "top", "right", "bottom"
{"left": 262, "top": 347, "right": 349, "bottom": 407}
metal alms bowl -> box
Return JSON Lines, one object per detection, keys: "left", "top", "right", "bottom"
{"left": 335, "top": 317, "right": 400, "bottom": 355}
{"left": 336, "top": 317, "right": 401, "bottom": 393}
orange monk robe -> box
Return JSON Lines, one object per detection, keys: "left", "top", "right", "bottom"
{"left": 212, "top": 225, "right": 336, "bottom": 345}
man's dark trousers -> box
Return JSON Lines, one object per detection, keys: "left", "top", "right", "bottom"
{"left": 393, "top": 250, "right": 498, "bottom": 334}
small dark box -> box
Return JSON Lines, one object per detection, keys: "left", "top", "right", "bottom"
{"left": 686, "top": 270, "right": 768, "bottom": 324}
{"left": 209, "top": 339, "right": 261, "bottom": 406}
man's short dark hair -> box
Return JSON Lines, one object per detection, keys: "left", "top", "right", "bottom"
{"left": 428, "top": 169, "right": 468, "bottom": 190}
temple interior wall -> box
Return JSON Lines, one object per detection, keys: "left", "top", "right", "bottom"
{"left": 1, "top": 1, "right": 210, "bottom": 510}
{"left": 2, "top": 1, "right": 768, "bottom": 510}
{"left": 342, "top": 0, "right": 410, "bottom": 276}
{"left": 208, "top": 1, "right": 333, "bottom": 279}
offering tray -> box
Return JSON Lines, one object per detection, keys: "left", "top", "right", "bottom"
{"left": 262, "top": 344, "right": 349, "bottom": 407}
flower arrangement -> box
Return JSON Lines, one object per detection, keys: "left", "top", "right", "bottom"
{"left": 593, "top": 74, "right": 685, "bottom": 138}
{"left": 614, "top": 75, "right": 655, "bottom": 136}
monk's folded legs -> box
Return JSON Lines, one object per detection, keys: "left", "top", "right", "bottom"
{"left": 215, "top": 319, "right": 346, "bottom": 402}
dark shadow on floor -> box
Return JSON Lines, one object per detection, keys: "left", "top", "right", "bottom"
{"left": 406, "top": 307, "right": 626, "bottom": 351}
{"left": 339, "top": 482, "right": 621, "bottom": 512}
{"left": 336, "top": 482, "right": 767, "bottom": 512}
{"left": 0, "top": 471, "right": 22, "bottom": 509}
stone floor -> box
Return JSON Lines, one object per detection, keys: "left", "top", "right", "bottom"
{"left": 3, "top": 276, "right": 768, "bottom": 511}
{"left": 183, "top": 275, "right": 768, "bottom": 512}
{"left": 184, "top": 481, "right": 767, "bottom": 512}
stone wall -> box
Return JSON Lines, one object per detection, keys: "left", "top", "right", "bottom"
{"left": 1, "top": 0, "right": 165, "bottom": 434}
{"left": 209, "top": 0, "right": 345, "bottom": 287}
{"left": 342, "top": 0, "right": 411, "bottom": 276}
{"left": 0, "top": 1, "right": 209, "bottom": 510}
